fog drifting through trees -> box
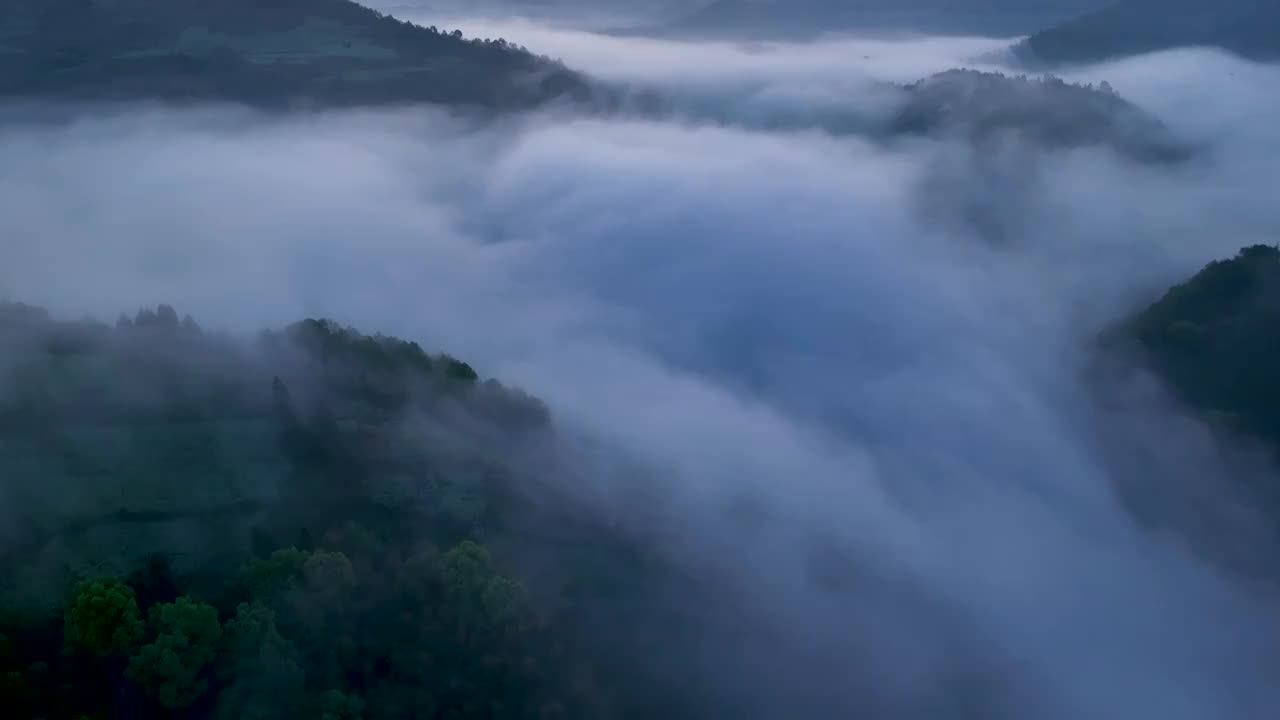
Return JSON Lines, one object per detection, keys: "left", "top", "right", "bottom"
{"left": 3, "top": 18, "right": 1280, "bottom": 720}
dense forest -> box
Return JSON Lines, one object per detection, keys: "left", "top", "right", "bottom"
{"left": 0, "top": 0, "right": 592, "bottom": 108}
{"left": 0, "top": 302, "right": 720, "bottom": 720}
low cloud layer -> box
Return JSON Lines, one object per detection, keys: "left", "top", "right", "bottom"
{"left": 3, "top": 29, "right": 1280, "bottom": 720}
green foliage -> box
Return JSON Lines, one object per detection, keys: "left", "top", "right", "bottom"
{"left": 216, "top": 603, "right": 306, "bottom": 720}
{"left": 280, "top": 318, "right": 482, "bottom": 403}
{"left": 243, "top": 548, "right": 310, "bottom": 601}
{"left": 443, "top": 541, "right": 523, "bottom": 629}
{"left": 319, "top": 689, "right": 365, "bottom": 720}
{"left": 0, "top": 302, "right": 632, "bottom": 718}
{"left": 221, "top": 602, "right": 285, "bottom": 661}
{"left": 127, "top": 597, "right": 223, "bottom": 709}
{"left": 301, "top": 550, "right": 356, "bottom": 599}
{"left": 243, "top": 548, "right": 355, "bottom": 613}
{"left": 63, "top": 578, "right": 142, "bottom": 657}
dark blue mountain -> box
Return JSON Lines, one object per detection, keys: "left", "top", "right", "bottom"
{"left": 654, "top": 0, "right": 1109, "bottom": 39}
{"left": 0, "top": 0, "right": 591, "bottom": 108}
{"left": 1016, "top": 0, "right": 1280, "bottom": 65}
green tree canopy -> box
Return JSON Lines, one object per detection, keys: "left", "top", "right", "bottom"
{"left": 63, "top": 578, "right": 143, "bottom": 658}
{"left": 127, "top": 596, "right": 223, "bottom": 708}
{"left": 320, "top": 689, "right": 366, "bottom": 720}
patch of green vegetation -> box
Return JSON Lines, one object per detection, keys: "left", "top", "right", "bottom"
{"left": 0, "top": 302, "right": 620, "bottom": 718}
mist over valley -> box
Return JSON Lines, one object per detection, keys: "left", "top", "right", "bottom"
{"left": 1, "top": 2, "right": 1278, "bottom": 719}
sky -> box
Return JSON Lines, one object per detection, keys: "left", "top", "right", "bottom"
{"left": 3, "top": 22, "right": 1280, "bottom": 720}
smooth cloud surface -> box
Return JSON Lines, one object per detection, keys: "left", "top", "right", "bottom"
{"left": 3, "top": 28, "right": 1280, "bottom": 720}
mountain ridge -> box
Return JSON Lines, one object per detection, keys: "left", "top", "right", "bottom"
{"left": 1015, "top": 0, "right": 1280, "bottom": 66}
{"left": 0, "top": 0, "right": 593, "bottom": 108}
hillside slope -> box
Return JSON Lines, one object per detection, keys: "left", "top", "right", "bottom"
{"left": 0, "top": 301, "right": 700, "bottom": 718}
{"left": 0, "top": 0, "right": 591, "bottom": 108}
{"left": 1016, "top": 0, "right": 1280, "bottom": 65}
{"left": 1125, "top": 245, "right": 1280, "bottom": 449}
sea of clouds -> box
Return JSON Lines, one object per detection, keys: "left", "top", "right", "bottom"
{"left": 3, "top": 24, "right": 1280, "bottom": 719}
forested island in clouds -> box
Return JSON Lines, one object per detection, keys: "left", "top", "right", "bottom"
{"left": 889, "top": 69, "right": 1189, "bottom": 161}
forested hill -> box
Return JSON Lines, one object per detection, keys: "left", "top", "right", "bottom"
{"left": 1125, "top": 245, "right": 1280, "bottom": 450}
{"left": 0, "top": 0, "right": 592, "bottom": 108}
{"left": 1109, "top": 244, "right": 1280, "bottom": 529}
{"left": 0, "top": 302, "right": 711, "bottom": 719}
{"left": 890, "top": 69, "right": 1189, "bottom": 162}
{"left": 1015, "top": 0, "right": 1280, "bottom": 66}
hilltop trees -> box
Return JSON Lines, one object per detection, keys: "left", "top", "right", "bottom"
{"left": 64, "top": 578, "right": 144, "bottom": 658}
{"left": 892, "top": 69, "right": 1190, "bottom": 162}
{"left": 0, "top": 302, "right": 617, "bottom": 719}
{"left": 128, "top": 598, "right": 223, "bottom": 709}
{"left": 1126, "top": 244, "right": 1280, "bottom": 447}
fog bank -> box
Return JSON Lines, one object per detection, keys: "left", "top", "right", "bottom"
{"left": 3, "top": 28, "right": 1280, "bottom": 720}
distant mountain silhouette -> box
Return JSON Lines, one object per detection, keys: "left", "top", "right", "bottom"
{"left": 0, "top": 0, "right": 592, "bottom": 108}
{"left": 1016, "top": 0, "right": 1280, "bottom": 65}
{"left": 650, "top": 0, "right": 1108, "bottom": 39}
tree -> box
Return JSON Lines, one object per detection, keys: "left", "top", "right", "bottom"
{"left": 444, "top": 541, "right": 522, "bottom": 628}
{"left": 302, "top": 550, "right": 356, "bottom": 599}
{"left": 128, "top": 597, "right": 223, "bottom": 708}
{"left": 63, "top": 578, "right": 143, "bottom": 658}
{"left": 320, "top": 689, "right": 365, "bottom": 720}
{"left": 243, "top": 547, "right": 310, "bottom": 601}
{"left": 215, "top": 603, "right": 306, "bottom": 720}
